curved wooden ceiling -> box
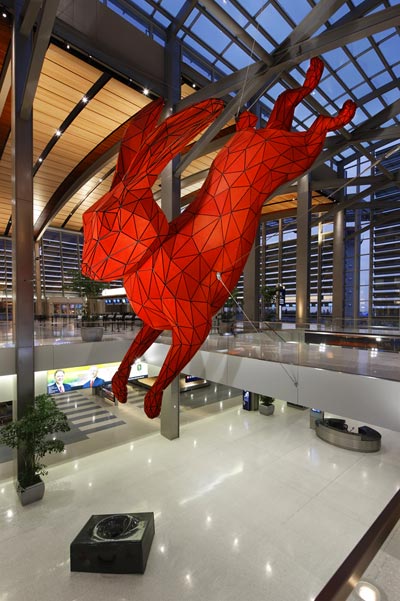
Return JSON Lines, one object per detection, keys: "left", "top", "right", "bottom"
{"left": 0, "top": 33, "right": 334, "bottom": 239}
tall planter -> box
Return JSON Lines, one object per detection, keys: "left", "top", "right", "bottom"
{"left": 259, "top": 403, "right": 275, "bottom": 416}
{"left": 67, "top": 270, "right": 106, "bottom": 337}
{"left": 0, "top": 394, "right": 70, "bottom": 506}
{"left": 81, "top": 325, "right": 104, "bottom": 342}
{"left": 17, "top": 478, "right": 45, "bottom": 506}
{"left": 259, "top": 395, "right": 275, "bottom": 416}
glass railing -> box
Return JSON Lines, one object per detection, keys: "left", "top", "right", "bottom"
{"left": 201, "top": 318, "right": 400, "bottom": 383}
{"left": 1, "top": 316, "right": 400, "bottom": 384}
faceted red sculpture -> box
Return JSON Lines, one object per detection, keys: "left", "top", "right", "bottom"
{"left": 82, "top": 58, "right": 356, "bottom": 418}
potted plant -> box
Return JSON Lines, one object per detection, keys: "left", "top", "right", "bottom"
{"left": 67, "top": 269, "right": 107, "bottom": 341}
{"left": 0, "top": 393, "right": 70, "bottom": 505}
{"left": 260, "top": 285, "right": 276, "bottom": 320}
{"left": 258, "top": 394, "right": 275, "bottom": 416}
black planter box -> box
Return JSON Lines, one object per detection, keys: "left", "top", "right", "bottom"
{"left": 70, "top": 512, "right": 155, "bottom": 574}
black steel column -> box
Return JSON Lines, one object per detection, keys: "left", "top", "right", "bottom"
{"left": 12, "top": 0, "right": 35, "bottom": 476}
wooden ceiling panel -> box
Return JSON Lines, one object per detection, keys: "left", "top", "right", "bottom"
{"left": 0, "top": 141, "right": 11, "bottom": 233}
{"left": 41, "top": 45, "right": 101, "bottom": 92}
{"left": 0, "top": 29, "right": 338, "bottom": 239}
{"left": 93, "top": 84, "right": 149, "bottom": 120}
{"left": 34, "top": 76, "right": 78, "bottom": 112}
{"left": 102, "top": 78, "right": 149, "bottom": 108}
{"left": 34, "top": 102, "right": 74, "bottom": 129}
{"left": 49, "top": 161, "right": 116, "bottom": 229}
{"left": 261, "top": 191, "right": 334, "bottom": 219}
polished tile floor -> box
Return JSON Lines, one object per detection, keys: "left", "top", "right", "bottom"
{"left": 1, "top": 399, "right": 400, "bottom": 600}
{"left": 0, "top": 382, "right": 241, "bottom": 479}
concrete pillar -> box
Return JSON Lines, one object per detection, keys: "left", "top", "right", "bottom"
{"left": 296, "top": 174, "right": 311, "bottom": 326}
{"left": 332, "top": 208, "right": 345, "bottom": 327}
{"left": 160, "top": 378, "right": 180, "bottom": 440}
{"left": 34, "top": 241, "right": 43, "bottom": 316}
{"left": 243, "top": 232, "right": 260, "bottom": 324}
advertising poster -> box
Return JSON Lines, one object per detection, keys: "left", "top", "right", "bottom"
{"left": 47, "top": 361, "right": 147, "bottom": 394}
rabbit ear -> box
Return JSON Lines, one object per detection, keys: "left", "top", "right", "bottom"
{"left": 111, "top": 97, "right": 165, "bottom": 189}
{"left": 122, "top": 98, "right": 225, "bottom": 189}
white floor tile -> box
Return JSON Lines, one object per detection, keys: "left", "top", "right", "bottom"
{"left": 1, "top": 401, "right": 400, "bottom": 601}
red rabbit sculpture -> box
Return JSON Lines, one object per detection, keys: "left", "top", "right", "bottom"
{"left": 82, "top": 57, "right": 356, "bottom": 418}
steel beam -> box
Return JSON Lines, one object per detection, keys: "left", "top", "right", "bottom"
{"left": 21, "top": 0, "right": 60, "bottom": 119}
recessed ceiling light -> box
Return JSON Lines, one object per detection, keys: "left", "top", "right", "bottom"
{"left": 143, "top": 88, "right": 149, "bottom": 96}
{"left": 66, "top": 44, "right": 70, "bottom": 50}
{"left": 55, "top": 129, "right": 62, "bottom": 137}
{"left": 82, "top": 95, "right": 89, "bottom": 104}
{"left": 38, "top": 157, "right": 43, "bottom": 163}
{"left": 2, "top": 12, "right": 7, "bottom": 18}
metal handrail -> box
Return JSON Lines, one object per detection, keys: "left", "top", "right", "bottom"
{"left": 315, "top": 488, "right": 400, "bottom": 600}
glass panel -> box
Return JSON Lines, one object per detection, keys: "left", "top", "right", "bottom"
{"left": 126, "top": 0, "right": 153, "bottom": 15}
{"left": 153, "top": 10, "right": 170, "bottom": 27}
{"left": 236, "top": 0, "right": 268, "bottom": 16}
{"left": 328, "top": 3, "right": 350, "bottom": 23}
{"left": 277, "top": 0, "right": 311, "bottom": 25}
{"left": 323, "top": 47, "right": 349, "bottom": 69}
{"left": 371, "top": 71, "right": 393, "bottom": 87}
{"left": 214, "top": 60, "right": 233, "bottom": 75}
{"left": 258, "top": 3, "right": 292, "bottom": 44}
{"left": 245, "top": 23, "right": 275, "bottom": 53}
{"left": 378, "top": 33, "right": 400, "bottom": 63}
{"left": 160, "top": 0, "right": 186, "bottom": 17}
{"left": 352, "top": 81, "right": 373, "bottom": 97}
{"left": 190, "top": 15, "right": 231, "bottom": 53}
{"left": 346, "top": 38, "right": 371, "bottom": 56}
{"left": 383, "top": 88, "right": 400, "bottom": 105}
{"left": 184, "top": 35, "right": 216, "bottom": 63}
{"left": 218, "top": 1, "right": 248, "bottom": 26}
{"left": 222, "top": 44, "right": 254, "bottom": 69}
{"left": 363, "top": 98, "right": 385, "bottom": 115}
{"left": 319, "top": 74, "right": 349, "bottom": 98}
{"left": 358, "top": 49, "right": 386, "bottom": 78}
{"left": 336, "top": 62, "right": 364, "bottom": 86}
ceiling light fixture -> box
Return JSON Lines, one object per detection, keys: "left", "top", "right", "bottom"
{"left": 143, "top": 88, "right": 150, "bottom": 96}
{"left": 82, "top": 95, "right": 89, "bottom": 104}
{"left": 55, "top": 129, "right": 62, "bottom": 137}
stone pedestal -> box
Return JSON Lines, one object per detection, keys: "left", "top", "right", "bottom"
{"left": 70, "top": 512, "right": 155, "bottom": 574}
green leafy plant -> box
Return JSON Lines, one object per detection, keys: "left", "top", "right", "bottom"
{"left": 261, "top": 285, "right": 276, "bottom": 317}
{"left": 67, "top": 269, "right": 107, "bottom": 322}
{"left": 0, "top": 394, "right": 70, "bottom": 489}
{"left": 259, "top": 394, "right": 275, "bottom": 406}
{"left": 221, "top": 288, "right": 238, "bottom": 322}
